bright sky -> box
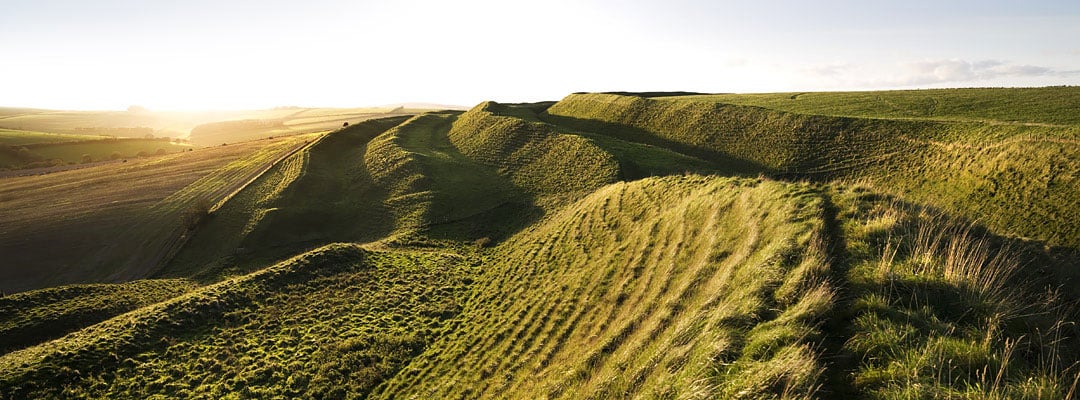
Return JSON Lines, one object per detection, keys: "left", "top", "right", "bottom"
{"left": 2, "top": 0, "right": 1079, "bottom": 110}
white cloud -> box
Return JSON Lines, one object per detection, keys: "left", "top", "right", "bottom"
{"left": 890, "top": 59, "right": 1066, "bottom": 86}
{"left": 803, "top": 63, "right": 853, "bottom": 77}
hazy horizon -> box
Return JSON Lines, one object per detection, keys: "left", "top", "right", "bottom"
{"left": 3, "top": 0, "right": 1078, "bottom": 111}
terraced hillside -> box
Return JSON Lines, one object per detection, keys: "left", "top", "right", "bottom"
{"left": 1, "top": 88, "right": 1078, "bottom": 399}
{"left": 378, "top": 176, "right": 835, "bottom": 398}
{"left": 543, "top": 91, "right": 1080, "bottom": 249}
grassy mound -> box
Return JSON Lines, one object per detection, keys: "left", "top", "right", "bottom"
{"left": 378, "top": 176, "right": 835, "bottom": 399}
{"left": 365, "top": 111, "right": 534, "bottom": 242}
{"left": 544, "top": 92, "right": 1080, "bottom": 249}
{"left": 0, "top": 244, "right": 475, "bottom": 399}
{"left": 0, "top": 279, "right": 197, "bottom": 356}
{"left": 449, "top": 101, "right": 620, "bottom": 196}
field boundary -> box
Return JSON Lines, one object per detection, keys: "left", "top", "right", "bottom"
{"left": 142, "top": 135, "right": 325, "bottom": 279}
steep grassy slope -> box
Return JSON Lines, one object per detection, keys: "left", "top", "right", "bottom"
{"left": 0, "top": 244, "right": 474, "bottom": 399}
{"left": 544, "top": 92, "right": 1080, "bottom": 249}
{"left": 365, "top": 111, "right": 534, "bottom": 242}
{"left": 0, "top": 279, "right": 197, "bottom": 355}
{"left": 448, "top": 102, "right": 620, "bottom": 196}
{"left": 164, "top": 117, "right": 408, "bottom": 280}
{"left": 379, "top": 176, "right": 835, "bottom": 399}
{"left": 0, "top": 135, "right": 311, "bottom": 293}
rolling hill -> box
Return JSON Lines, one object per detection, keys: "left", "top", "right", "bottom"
{"left": 1, "top": 87, "right": 1078, "bottom": 399}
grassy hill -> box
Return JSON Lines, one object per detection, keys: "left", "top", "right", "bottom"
{"left": 378, "top": 176, "right": 836, "bottom": 398}
{"left": 0, "top": 244, "right": 475, "bottom": 399}
{"left": 543, "top": 91, "right": 1080, "bottom": 249}
{"left": 164, "top": 117, "right": 408, "bottom": 280}
{"left": 0, "top": 279, "right": 197, "bottom": 355}
{"left": 1, "top": 88, "right": 1078, "bottom": 399}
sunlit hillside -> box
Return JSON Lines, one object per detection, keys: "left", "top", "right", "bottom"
{"left": 1, "top": 88, "right": 1078, "bottom": 399}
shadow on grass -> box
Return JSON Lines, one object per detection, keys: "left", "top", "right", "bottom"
{"left": 539, "top": 112, "right": 772, "bottom": 178}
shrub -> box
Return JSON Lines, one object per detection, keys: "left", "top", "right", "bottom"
{"left": 181, "top": 198, "right": 214, "bottom": 232}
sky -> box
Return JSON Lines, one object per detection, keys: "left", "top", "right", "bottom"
{"left": 2, "top": 0, "right": 1079, "bottom": 110}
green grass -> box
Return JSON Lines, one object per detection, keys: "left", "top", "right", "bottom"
{"left": 0, "top": 244, "right": 476, "bottom": 399}
{"left": 1, "top": 88, "right": 1078, "bottom": 399}
{"left": 449, "top": 101, "right": 621, "bottom": 197}
{"left": 544, "top": 91, "right": 1080, "bottom": 249}
{"left": 0, "top": 279, "right": 197, "bottom": 355}
{"left": 377, "top": 176, "right": 835, "bottom": 399}
{"left": 163, "top": 117, "right": 408, "bottom": 280}
{"left": 0, "top": 135, "right": 311, "bottom": 293}
{"left": 830, "top": 184, "right": 1080, "bottom": 399}
{"left": 671, "top": 86, "right": 1080, "bottom": 126}
{"left": 364, "top": 111, "right": 542, "bottom": 244}
{"left": 0, "top": 129, "right": 107, "bottom": 146}
{"left": 0, "top": 138, "right": 193, "bottom": 170}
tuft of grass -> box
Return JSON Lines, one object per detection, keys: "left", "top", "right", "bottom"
{"left": 834, "top": 187, "right": 1080, "bottom": 399}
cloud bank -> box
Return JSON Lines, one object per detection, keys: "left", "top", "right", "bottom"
{"left": 800, "top": 59, "right": 1078, "bottom": 90}
{"left": 894, "top": 59, "right": 1070, "bottom": 85}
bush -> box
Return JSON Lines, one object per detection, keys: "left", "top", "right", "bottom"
{"left": 181, "top": 198, "right": 213, "bottom": 232}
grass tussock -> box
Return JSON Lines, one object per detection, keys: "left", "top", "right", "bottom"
{"left": 836, "top": 186, "right": 1080, "bottom": 399}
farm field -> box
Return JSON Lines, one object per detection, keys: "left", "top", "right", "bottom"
{"left": 1, "top": 88, "right": 1078, "bottom": 399}
{"left": 0, "top": 105, "right": 433, "bottom": 145}
{"left": 0, "top": 138, "right": 194, "bottom": 170}
{"left": 185, "top": 106, "right": 424, "bottom": 145}
{"left": 0, "top": 134, "right": 314, "bottom": 293}
{"left": 0, "top": 129, "right": 108, "bottom": 146}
